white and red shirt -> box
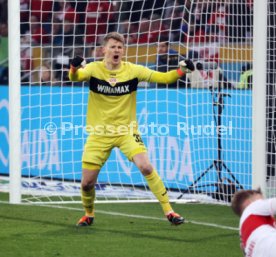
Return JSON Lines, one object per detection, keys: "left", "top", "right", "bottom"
{"left": 240, "top": 198, "right": 276, "bottom": 257}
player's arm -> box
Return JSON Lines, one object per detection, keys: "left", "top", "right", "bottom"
{"left": 250, "top": 198, "right": 276, "bottom": 216}
{"left": 68, "top": 56, "right": 90, "bottom": 82}
{"left": 269, "top": 198, "right": 276, "bottom": 215}
{"left": 148, "top": 60, "right": 195, "bottom": 84}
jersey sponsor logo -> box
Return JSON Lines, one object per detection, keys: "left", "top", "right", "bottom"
{"left": 89, "top": 77, "right": 138, "bottom": 96}
{"left": 97, "top": 84, "right": 129, "bottom": 94}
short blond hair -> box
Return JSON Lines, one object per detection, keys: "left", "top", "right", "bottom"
{"left": 102, "top": 32, "right": 125, "bottom": 46}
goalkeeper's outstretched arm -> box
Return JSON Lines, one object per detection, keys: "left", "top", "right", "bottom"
{"left": 149, "top": 59, "right": 195, "bottom": 84}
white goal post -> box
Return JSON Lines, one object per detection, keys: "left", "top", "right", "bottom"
{"left": 4, "top": 0, "right": 272, "bottom": 205}
{"left": 252, "top": 0, "right": 267, "bottom": 194}
{"left": 8, "top": 0, "right": 21, "bottom": 204}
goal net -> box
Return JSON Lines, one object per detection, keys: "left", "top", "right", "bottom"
{"left": 2, "top": 0, "right": 270, "bottom": 204}
{"left": 266, "top": 0, "right": 276, "bottom": 198}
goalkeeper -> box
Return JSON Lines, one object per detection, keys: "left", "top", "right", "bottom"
{"left": 69, "top": 32, "right": 194, "bottom": 227}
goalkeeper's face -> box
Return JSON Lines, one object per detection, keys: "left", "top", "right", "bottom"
{"left": 103, "top": 39, "right": 124, "bottom": 68}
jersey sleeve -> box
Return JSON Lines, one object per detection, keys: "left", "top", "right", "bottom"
{"left": 134, "top": 64, "right": 181, "bottom": 84}
{"left": 69, "top": 62, "right": 93, "bottom": 82}
{"left": 248, "top": 198, "right": 276, "bottom": 216}
{"left": 268, "top": 198, "right": 276, "bottom": 215}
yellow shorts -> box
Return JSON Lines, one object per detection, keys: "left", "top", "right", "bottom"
{"left": 82, "top": 133, "right": 147, "bottom": 169}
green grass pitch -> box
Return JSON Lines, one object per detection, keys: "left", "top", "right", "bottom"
{"left": 0, "top": 193, "right": 242, "bottom": 257}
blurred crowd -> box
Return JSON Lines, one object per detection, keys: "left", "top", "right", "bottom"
{"left": 0, "top": 0, "right": 253, "bottom": 87}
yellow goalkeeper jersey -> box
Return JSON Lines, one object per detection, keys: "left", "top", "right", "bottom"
{"left": 69, "top": 61, "right": 180, "bottom": 136}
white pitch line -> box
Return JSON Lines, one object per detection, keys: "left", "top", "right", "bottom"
{"left": 37, "top": 204, "right": 239, "bottom": 231}
{"left": 0, "top": 201, "right": 238, "bottom": 231}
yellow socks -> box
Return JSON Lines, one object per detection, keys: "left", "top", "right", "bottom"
{"left": 81, "top": 186, "right": 95, "bottom": 217}
{"left": 145, "top": 169, "right": 172, "bottom": 214}
{"left": 81, "top": 171, "right": 171, "bottom": 216}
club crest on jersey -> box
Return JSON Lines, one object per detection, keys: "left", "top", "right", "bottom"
{"left": 108, "top": 78, "right": 117, "bottom": 86}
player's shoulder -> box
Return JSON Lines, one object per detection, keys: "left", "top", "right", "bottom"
{"left": 122, "top": 61, "right": 136, "bottom": 68}
{"left": 246, "top": 199, "right": 264, "bottom": 212}
{"left": 241, "top": 199, "right": 265, "bottom": 222}
{"left": 121, "top": 61, "right": 140, "bottom": 67}
{"left": 86, "top": 61, "right": 102, "bottom": 68}
{"left": 121, "top": 61, "right": 148, "bottom": 71}
{"left": 84, "top": 61, "right": 104, "bottom": 73}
